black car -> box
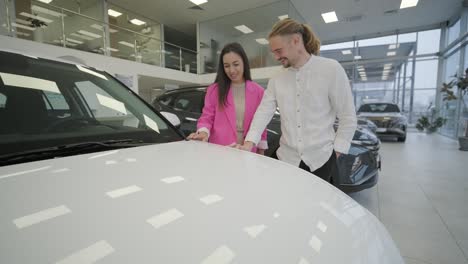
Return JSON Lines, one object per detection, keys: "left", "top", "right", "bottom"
{"left": 357, "top": 103, "right": 408, "bottom": 142}
{"left": 153, "top": 87, "right": 381, "bottom": 193}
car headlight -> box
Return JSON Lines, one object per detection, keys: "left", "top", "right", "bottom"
{"left": 352, "top": 140, "right": 375, "bottom": 145}
{"left": 351, "top": 156, "right": 362, "bottom": 172}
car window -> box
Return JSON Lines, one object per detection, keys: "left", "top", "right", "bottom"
{"left": 0, "top": 92, "right": 6, "bottom": 108}
{"left": 173, "top": 91, "right": 204, "bottom": 113}
{"left": 158, "top": 95, "right": 173, "bottom": 106}
{"left": 0, "top": 51, "right": 183, "bottom": 158}
{"left": 358, "top": 104, "right": 400, "bottom": 113}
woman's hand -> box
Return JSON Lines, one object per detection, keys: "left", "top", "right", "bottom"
{"left": 187, "top": 131, "right": 209, "bottom": 142}
{"left": 257, "top": 149, "right": 265, "bottom": 155}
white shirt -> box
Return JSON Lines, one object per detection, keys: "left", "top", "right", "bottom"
{"left": 245, "top": 55, "right": 357, "bottom": 171}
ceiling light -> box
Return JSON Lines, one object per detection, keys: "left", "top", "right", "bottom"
{"left": 400, "top": 0, "right": 419, "bottom": 9}
{"left": 37, "top": 0, "right": 53, "bottom": 3}
{"left": 16, "top": 32, "right": 30, "bottom": 37}
{"left": 66, "top": 38, "right": 83, "bottom": 44}
{"left": 31, "top": 5, "right": 64, "bottom": 17}
{"left": 235, "top": 25, "right": 253, "bottom": 34}
{"left": 256, "top": 38, "right": 269, "bottom": 45}
{"left": 388, "top": 44, "right": 400, "bottom": 49}
{"left": 354, "top": 55, "right": 362, "bottom": 60}
{"left": 130, "top": 18, "right": 146, "bottom": 26}
{"left": 78, "top": 30, "right": 102, "bottom": 38}
{"left": 321, "top": 11, "right": 338, "bottom": 23}
{"left": 189, "top": 0, "right": 208, "bottom": 5}
{"left": 107, "top": 9, "right": 122, "bottom": 17}
{"left": 20, "top": 12, "right": 53, "bottom": 23}
{"left": 91, "top": 24, "right": 118, "bottom": 33}
{"left": 118, "top": 41, "right": 135, "bottom": 48}
{"left": 15, "top": 18, "right": 30, "bottom": 25}
{"left": 278, "top": 14, "right": 288, "bottom": 20}
{"left": 71, "top": 33, "right": 94, "bottom": 41}
{"left": 387, "top": 51, "right": 396, "bottom": 56}
{"left": 341, "top": 49, "right": 352, "bottom": 55}
{"left": 11, "top": 22, "right": 36, "bottom": 31}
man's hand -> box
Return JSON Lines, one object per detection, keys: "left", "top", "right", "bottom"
{"left": 187, "top": 131, "right": 209, "bottom": 142}
{"left": 335, "top": 151, "right": 342, "bottom": 158}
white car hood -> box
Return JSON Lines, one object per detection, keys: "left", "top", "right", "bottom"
{"left": 0, "top": 141, "right": 403, "bottom": 264}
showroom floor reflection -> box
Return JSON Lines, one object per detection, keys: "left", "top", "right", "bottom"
{"left": 350, "top": 132, "right": 468, "bottom": 264}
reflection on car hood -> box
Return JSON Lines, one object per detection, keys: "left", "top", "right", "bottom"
{"left": 0, "top": 141, "right": 403, "bottom": 264}
{"left": 358, "top": 112, "right": 403, "bottom": 118}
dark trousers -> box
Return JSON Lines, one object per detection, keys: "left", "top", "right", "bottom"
{"left": 299, "top": 151, "right": 337, "bottom": 182}
{"left": 272, "top": 150, "right": 337, "bottom": 183}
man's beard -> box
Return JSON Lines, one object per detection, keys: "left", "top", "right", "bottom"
{"left": 279, "top": 57, "right": 291, "bottom": 68}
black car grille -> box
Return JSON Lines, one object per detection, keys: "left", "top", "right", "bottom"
{"left": 370, "top": 119, "right": 392, "bottom": 128}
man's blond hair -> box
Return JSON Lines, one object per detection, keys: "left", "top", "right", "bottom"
{"left": 269, "top": 18, "right": 320, "bottom": 55}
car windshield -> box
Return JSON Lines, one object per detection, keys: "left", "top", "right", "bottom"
{"left": 0, "top": 51, "right": 183, "bottom": 161}
{"left": 358, "top": 103, "right": 400, "bottom": 113}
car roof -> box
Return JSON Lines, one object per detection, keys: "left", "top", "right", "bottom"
{"left": 0, "top": 48, "right": 103, "bottom": 73}
{"left": 159, "top": 86, "right": 208, "bottom": 97}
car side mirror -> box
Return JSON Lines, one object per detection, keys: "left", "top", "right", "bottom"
{"left": 160, "top": 111, "right": 181, "bottom": 128}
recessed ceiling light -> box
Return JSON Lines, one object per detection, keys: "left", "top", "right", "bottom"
{"left": 32, "top": 5, "right": 64, "bottom": 17}
{"left": 235, "top": 25, "right": 253, "bottom": 34}
{"left": 388, "top": 44, "right": 400, "bottom": 49}
{"left": 78, "top": 30, "right": 102, "bottom": 38}
{"left": 189, "top": 0, "right": 208, "bottom": 5}
{"left": 71, "top": 33, "right": 94, "bottom": 41}
{"left": 20, "top": 12, "right": 53, "bottom": 23}
{"left": 90, "top": 24, "right": 118, "bottom": 33}
{"left": 108, "top": 9, "right": 122, "bottom": 17}
{"left": 400, "top": 0, "right": 418, "bottom": 9}
{"left": 118, "top": 41, "right": 135, "bottom": 48}
{"left": 387, "top": 51, "right": 396, "bottom": 56}
{"left": 37, "top": 0, "right": 53, "bottom": 3}
{"left": 341, "top": 49, "right": 352, "bottom": 55}
{"left": 11, "top": 22, "right": 36, "bottom": 31}
{"left": 354, "top": 55, "right": 362, "bottom": 60}
{"left": 321, "top": 11, "right": 338, "bottom": 23}
{"left": 256, "top": 38, "right": 269, "bottom": 45}
{"left": 130, "top": 18, "right": 146, "bottom": 26}
{"left": 278, "top": 14, "right": 288, "bottom": 20}
{"left": 66, "top": 38, "right": 83, "bottom": 45}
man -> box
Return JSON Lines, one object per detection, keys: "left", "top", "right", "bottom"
{"left": 236, "top": 18, "right": 357, "bottom": 182}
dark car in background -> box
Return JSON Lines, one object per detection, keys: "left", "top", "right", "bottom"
{"left": 357, "top": 103, "right": 408, "bottom": 142}
{"left": 153, "top": 87, "right": 381, "bottom": 193}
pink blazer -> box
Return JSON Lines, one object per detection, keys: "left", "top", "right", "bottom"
{"left": 197, "top": 80, "right": 268, "bottom": 152}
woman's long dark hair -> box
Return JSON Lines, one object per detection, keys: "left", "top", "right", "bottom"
{"left": 215, "top": 42, "right": 252, "bottom": 108}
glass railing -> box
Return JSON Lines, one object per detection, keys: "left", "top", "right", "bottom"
{"left": 1, "top": 0, "right": 197, "bottom": 73}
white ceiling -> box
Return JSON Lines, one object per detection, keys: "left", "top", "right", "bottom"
{"left": 108, "top": 0, "right": 464, "bottom": 43}
{"left": 292, "top": 0, "right": 463, "bottom": 43}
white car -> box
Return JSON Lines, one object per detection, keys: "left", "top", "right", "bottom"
{"left": 0, "top": 50, "right": 404, "bottom": 263}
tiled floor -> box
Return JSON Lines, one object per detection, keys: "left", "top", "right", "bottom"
{"left": 350, "top": 132, "right": 468, "bottom": 264}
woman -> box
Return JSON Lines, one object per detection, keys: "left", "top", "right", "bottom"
{"left": 188, "top": 42, "right": 268, "bottom": 154}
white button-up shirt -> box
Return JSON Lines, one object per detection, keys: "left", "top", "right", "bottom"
{"left": 245, "top": 55, "right": 357, "bottom": 171}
